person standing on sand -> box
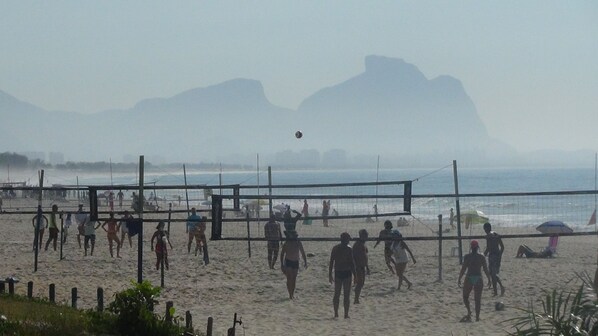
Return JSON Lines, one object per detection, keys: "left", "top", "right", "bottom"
{"left": 194, "top": 216, "right": 207, "bottom": 256}
{"left": 32, "top": 209, "right": 48, "bottom": 251}
{"left": 329, "top": 232, "right": 356, "bottom": 319}
{"left": 44, "top": 204, "right": 60, "bottom": 251}
{"left": 186, "top": 208, "right": 201, "bottom": 254}
{"left": 75, "top": 204, "right": 89, "bottom": 249}
{"left": 119, "top": 210, "right": 133, "bottom": 249}
{"left": 63, "top": 213, "right": 72, "bottom": 244}
{"left": 151, "top": 221, "right": 173, "bottom": 270}
{"left": 458, "top": 240, "right": 491, "bottom": 322}
{"left": 117, "top": 190, "right": 124, "bottom": 208}
{"left": 280, "top": 230, "right": 307, "bottom": 300}
{"left": 101, "top": 212, "right": 121, "bottom": 258}
{"left": 352, "top": 229, "right": 370, "bottom": 304}
{"left": 83, "top": 217, "right": 101, "bottom": 256}
{"left": 264, "top": 214, "right": 282, "bottom": 269}
{"left": 373, "top": 220, "right": 396, "bottom": 274}
{"left": 450, "top": 208, "right": 455, "bottom": 229}
{"left": 391, "top": 231, "right": 416, "bottom": 290}
{"left": 108, "top": 191, "right": 115, "bottom": 211}
{"left": 283, "top": 206, "right": 302, "bottom": 232}
{"left": 322, "top": 200, "right": 330, "bottom": 227}
{"left": 301, "top": 199, "right": 311, "bottom": 225}
{"left": 483, "top": 222, "right": 505, "bottom": 296}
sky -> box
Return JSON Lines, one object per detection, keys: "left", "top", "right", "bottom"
{"left": 1, "top": 1, "right": 597, "bottom": 152}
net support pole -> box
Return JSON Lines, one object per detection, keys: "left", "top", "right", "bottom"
{"left": 437, "top": 214, "right": 443, "bottom": 282}
{"left": 246, "top": 210, "right": 252, "bottom": 258}
{"left": 183, "top": 164, "right": 190, "bottom": 233}
{"left": 268, "top": 166, "right": 273, "bottom": 216}
{"left": 137, "top": 155, "right": 144, "bottom": 284}
{"left": 453, "top": 160, "right": 463, "bottom": 264}
{"left": 34, "top": 170, "right": 44, "bottom": 272}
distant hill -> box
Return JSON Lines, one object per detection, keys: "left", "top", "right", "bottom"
{"left": 4, "top": 55, "right": 572, "bottom": 167}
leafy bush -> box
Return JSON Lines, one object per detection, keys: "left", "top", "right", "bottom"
{"left": 107, "top": 280, "right": 186, "bottom": 336}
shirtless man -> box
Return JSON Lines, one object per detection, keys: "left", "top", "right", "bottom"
{"left": 186, "top": 208, "right": 201, "bottom": 254}
{"left": 329, "top": 232, "right": 356, "bottom": 319}
{"left": 483, "top": 222, "right": 505, "bottom": 296}
{"left": 352, "top": 229, "right": 370, "bottom": 304}
{"left": 119, "top": 211, "right": 133, "bottom": 249}
{"left": 194, "top": 216, "right": 207, "bottom": 256}
{"left": 44, "top": 204, "right": 60, "bottom": 251}
{"left": 84, "top": 217, "right": 101, "bottom": 256}
{"left": 32, "top": 206, "right": 48, "bottom": 251}
{"left": 74, "top": 204, "right": 89, "bottom": 249}
{"left": 458, "top": 240, "right": 491, "bottom": 322}
{"left": 264, "top": 214, "right": 282, "bottom": 269}
{"left": 373, "top": 220, "right": 395, "bottom": 274}
{"left": 101, "top": 212, "right": 121, "bottom": 258}
{"left": 280, "top": 230, "right": 307, "bottom": 299}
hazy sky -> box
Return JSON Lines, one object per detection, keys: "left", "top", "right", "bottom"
{"left": 1, "top": 1, "right": 597, "bottom": 152}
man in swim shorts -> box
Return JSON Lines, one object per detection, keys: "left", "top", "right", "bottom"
{"left": 75, "top": 204, "right": 89, "bottom": 249}
{"left": 280, "top": 230, "right": 307, "bottom": 300}
{"left": 352, "top": 229, "right": 370, "bottom": 304}
{"left": 186, "top": 208, "right": 201, "bottom": 254}
{"left": 119, "top": 210, "right": 133, "bottom": 249}
{"left": 483, "top": 222, "right": 505, "bottom": 296}
{"left": 101, "top": 212, "right": 121, "bottom": 258}
{"left": 329, "top": 232, "right": 356, "bottom": 319}
{"left": 373, "top": 220, "right": 396, "bottom": 274}
{"left": 458, "top": 240, "right": 491, "bottom": 322}
{"left": 264, "top": 214, "right": 282, "bottom": 269}
{"left": 84, "top": 216, "right": 101, "bottom": 256}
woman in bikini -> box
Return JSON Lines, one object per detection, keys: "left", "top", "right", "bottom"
{"left": 458, "top": 240, "right": 491, "bottom": 322}
{"left": 101, "top": 212, "right": 121, "bottom": 258}
{"left": 151, "top": 221, "right": 173, "bottom": 270}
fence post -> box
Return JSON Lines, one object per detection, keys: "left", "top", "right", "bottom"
{"left": 27, "top": 281, "right": 33, "bottom": 298}
{"left": 97, "top": 287, "right": 104, "bottom": 312}
{"left": 8, "top": 279, "right": 15, "bottom": 295}
{"left": 71, "top": 288, "right": 78, "bottom": 309}
{"left": 49, "top": 283, "right": 55, "bottom": 303}
{"left": 165, "top": 301, "right": 173, "bottom": 323}
{"left": 207, "top": 316, "right": 213, "bottom": 336}
{"left": 0, "top": 282, "right": 4, "bottom": 294}
{"left": 438, "top": 214, "right": 443, "bottom": 282}
{"left": 185, "top": 310, "right": 192, "bottom": 330}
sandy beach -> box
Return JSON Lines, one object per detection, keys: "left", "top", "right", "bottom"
{"left": 1, "top": 197, "right": 596, "bottom": 336}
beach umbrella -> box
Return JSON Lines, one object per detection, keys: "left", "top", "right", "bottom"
{"left": 459, "top": 210, "right": 489, "bottom": 225}
{"left": 536, "top": 220, "right": 573, "bottom": 234}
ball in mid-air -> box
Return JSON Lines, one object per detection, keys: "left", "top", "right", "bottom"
{"left": 295, "top": 130, "right": 303, "bottom": 139}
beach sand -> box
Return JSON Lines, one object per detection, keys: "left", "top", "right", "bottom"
{"left": 1, "top": 197, "right": 596, "bottom": 335}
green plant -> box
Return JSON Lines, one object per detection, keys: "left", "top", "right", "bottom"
{"left": 507, "top": 272, "right": 598, "bottom": 335}
{"left": 107, "top": 280, "right": 186, "bottom": 336}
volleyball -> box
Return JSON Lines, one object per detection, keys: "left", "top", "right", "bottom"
{"left": 495, "top": 302, "right": 505, "bottom": 311}
{"left": 295, "top": 130, "right": 303, "bottom": 139}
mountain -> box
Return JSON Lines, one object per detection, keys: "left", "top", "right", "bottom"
{"left": 0, "top": 56, "right": 526, "bottom": 167}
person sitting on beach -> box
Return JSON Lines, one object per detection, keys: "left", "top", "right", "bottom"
{"left": 515, "top": 244, "right": 553, "bottom": 258}
{"left": 151, "top": 221, "right": 173, "bottom": 270}
{"left": 264, "top": 213, "right": 283, "bottom": 269}
{"left": 280, "top": 230, "right": 307, "bottom": 300}
{"left": 31, "top": 207, "right": 48, "bottom": 251}
{"left": 44, "top": 204, "right": 60, "bottom": 251}
{"left": 458, "top": 240, "right": 491, "bottom": 322}
{"left": 373, "top": 220, "right": 396, "bottom": 274}
{"left": 75, "top": 204, "right": 89, "bottom": 249}
{"left": 101, "top": 212, "right": 121, "bottom": 258}
{"left": 391, "top": 231, "right": 416, "bottom": 290}
{"left": 352, "top": 229, "right": 370, "bottom": 304}
{"left": 329, "top": 232, "right": 356, "bottom": 319}
{"left": 186, "top": 208, "right": 201, "bottom": 254}
{"left": 119, "top": 210, "right": 134, "bottom": 249}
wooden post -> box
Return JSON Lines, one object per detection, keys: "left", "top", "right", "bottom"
{"left": 160, "top": 245, "right": 165, "bottom": 288}
{"left": 27, "top": 281, "right": 33, "bottom": 298}
{"left": 97, "top": 287, "right": 104, "bottom": 312}
{"left": 34, "top": 170, "right": 44, "bottom": 272}
{"left": 0, "top": 282, "right": 4, "bottom": 294}
{"left": 137, "top": 155, "right": 144, "bottom": 284}
{"left": 49, "top": 283, "right": 55, "bottom": 303}
{"left": 185, "top": 310, "right": 193, "bottom": 330}
{"left": 268, "top": 166, "right": 273, "bottom": 216}
{"left": 183, "top": 164, "right": 190, "bottom": 233}
{"left": 60, "top": 214, "right": 64, "bottom": 260}
{"left": 8, "top": 279, "right": 15, "bottom": 295}
{"left": 246, "top": 210, "right": 251, "bottom": 258}
{"left": 438, "top": 214, "right": 443, "bottom": 282}
{"left": 165, "top": 301, "right": 174, "bottom": 323}
{"left": 453, "top": 160, "right": 463, "bottom": 264}
{"left": 71, "top": 288, "right": 78, "bottom": 308}
{"left": 167, "top": 203, "right": 172, "bottom": 235}
{"left": 207, "top": 316, "right": 213, "bottom": 336}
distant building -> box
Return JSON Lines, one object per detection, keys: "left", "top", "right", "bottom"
{"left": 19, "top": 151, "right": 45, "bottom": 162}
{"left": 48, "top": 152, "right": 64, "bottom": 165}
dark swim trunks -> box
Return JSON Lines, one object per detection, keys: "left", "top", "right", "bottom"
{"left": 488, "top": 254, "right": 502, "bottom": 274}
{"left": 284, "top": 259, "right": 299, "bottom": 269}
{"left": 267, "top": 240, "right": 279, "bottom": 250}
{"left": 335, "top": 270, "right": 352, "bottom": 281}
